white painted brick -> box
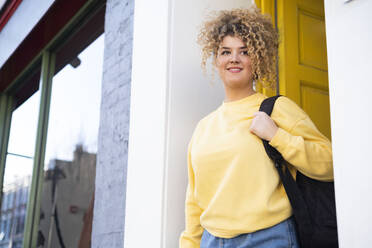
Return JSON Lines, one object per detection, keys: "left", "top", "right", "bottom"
{"left": 91, "top": 0, "right": 134, "bottom": 247}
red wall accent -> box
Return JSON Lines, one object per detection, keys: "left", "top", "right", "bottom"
{"left": 0, "top": 0, "right": 23, "bottom": 32}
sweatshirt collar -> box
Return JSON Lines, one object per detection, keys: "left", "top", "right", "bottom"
{"left": 221, "top": 92, "right": 263, "bottom": 109}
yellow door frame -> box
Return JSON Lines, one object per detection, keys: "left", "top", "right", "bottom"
{"left": 255, "top": 0, "right": 331, "bottom": 139}
{"left": 255, "top": 0, "right": 278, "bottom": 97}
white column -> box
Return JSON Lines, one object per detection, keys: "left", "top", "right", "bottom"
{"left": 124, "top": 0, "right": 171, "bottom": 246}
{"left": 324, "top": 1, "right": 372, "bottom": 247}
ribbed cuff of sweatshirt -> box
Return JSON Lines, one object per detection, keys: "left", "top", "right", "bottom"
{"left": 268, "top": 127, "right": 292, "bottom": 155}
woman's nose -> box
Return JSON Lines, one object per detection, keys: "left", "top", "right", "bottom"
{"left": 230, "top": 51, "right": 240, "bottom": 63}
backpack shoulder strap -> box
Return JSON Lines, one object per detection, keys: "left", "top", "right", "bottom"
{"left": 259, "top": 95, "right": 314, "bottom": 248}
{"left": 259, "top": 95, "right": 282, "bottom": 116}
{"left": 259, "top": 95, "right": 284, "bottom": 165}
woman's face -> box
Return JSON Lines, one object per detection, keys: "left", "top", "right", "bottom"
{"left": 215, "top": 36, "right": 254, "bottom": 90}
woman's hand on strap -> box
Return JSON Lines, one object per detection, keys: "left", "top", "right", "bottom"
{"left": 249, "top": 111, "right": 278, "bottom": 141}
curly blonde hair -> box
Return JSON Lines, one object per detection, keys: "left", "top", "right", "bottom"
{"left": 197, "top": 7, "right": 279, "bottom": 89}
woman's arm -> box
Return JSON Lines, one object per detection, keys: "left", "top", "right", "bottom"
{"left": 179, "top": 141, "right": 204, "bottom": 248}
{"left": 268, "top": 116, "right": 333, "bottom": 181}
{"left": 250, "top": 97, "right": 333, "bottom": 181}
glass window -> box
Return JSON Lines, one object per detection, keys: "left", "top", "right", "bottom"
{"left": 4, "top": 213, "right": 11, "bottom": 240}
{"left": 0, "top": 89, "right": 40, "bottom": 247}
{"left": 22, "top": 186, "right": 28, "bottom": 205}
{"left": 1, "top": 193, "right": 7, "bottom": 211}
{"left": 0, "top": 215, "right": 5, "bottom": 242}
{"left": 38, "top": 34, "right": 104, "bottom": 248}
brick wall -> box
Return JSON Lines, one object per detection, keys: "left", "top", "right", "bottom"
{"left": 91, "top": 0, "right": 134, "bottom": 247}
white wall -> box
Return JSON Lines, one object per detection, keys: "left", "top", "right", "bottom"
{"left": 0, "top": 0, "right": 55, "bottom": 68}
{"left": 124, "top": 0, "right": 170, "bottom": 246}
{"left": 125, "top": 0, "right": 254, "bottom": 247}
{"left": 324, "top": 1, "right": 372, "bottom": 247}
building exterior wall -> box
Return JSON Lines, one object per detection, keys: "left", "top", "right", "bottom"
{"left": 1, "top": 0, "right": 371, "bottom": 247}
{"left": 91, "top": 0, "right": 134, "bottom": 247}
{"left": 324, "top": 1, "right": 372, "bottom": 247}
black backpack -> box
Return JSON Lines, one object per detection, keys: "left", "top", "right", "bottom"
{"left": 259, "top": 95, "right": 338, "bottom": 248}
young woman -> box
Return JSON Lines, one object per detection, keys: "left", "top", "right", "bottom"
{"left": 179, "top": 7, "right": 333, "bottom": 248}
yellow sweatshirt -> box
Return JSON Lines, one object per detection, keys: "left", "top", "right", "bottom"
{"left": 179, "top": 92, "right": 333, "bottom": 248}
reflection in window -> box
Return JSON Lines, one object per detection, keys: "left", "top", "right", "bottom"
{"left": 0, "top": 90, "right": 40, "bottom": 247}
{"left": 38, "top": 34, "right": 104, "bottom": 248}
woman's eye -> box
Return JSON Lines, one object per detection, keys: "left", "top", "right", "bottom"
{"left": 241, "top": 50, "right": 248, "bottom": 55}
{"left": 221, "top": 50, "right": 230, "bottom": 55}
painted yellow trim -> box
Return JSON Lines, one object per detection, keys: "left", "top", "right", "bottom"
{"left": 255, "top": 0, "right": 277, "bottom": 97}
{"left": 277, "top": 0, "right": 287, "bottom": 96}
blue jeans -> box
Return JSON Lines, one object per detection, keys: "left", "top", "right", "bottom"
{"left": 200, "top": 217, "right": 300, "bottom": 248}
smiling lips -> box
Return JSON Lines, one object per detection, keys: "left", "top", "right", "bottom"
{"left": 227, "top": 67, "right": 243, "bottom": 73}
